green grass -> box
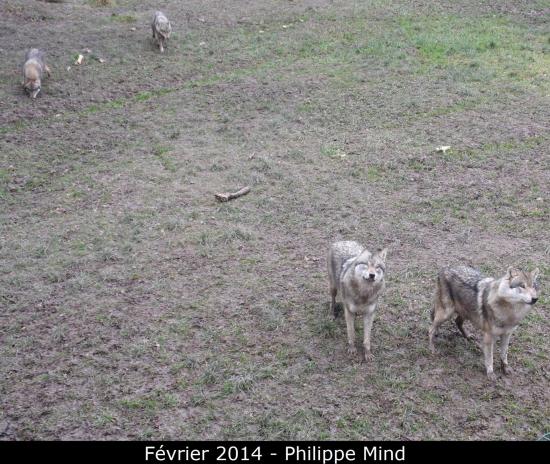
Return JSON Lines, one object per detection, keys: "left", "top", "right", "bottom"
{"left": 310, "top": 318, "right": 338, "bottom": 338}
{"left": 119, "top": 391, "right": 178, "bottom": 411}
{"left": 337, "top": 416, "right": 374, "bottom": 439}
{"left": 1, "top": 8, "right": 548, "bottom": 138}
{"left": 89, "top": 0, "right": 115, "bottom": 6}
{"left": 398, "top": 15, "right": 549, "bottom": 87}
{"left": 153, "top": 145, "right": 176, "bottom": 172}
{"left": 109, "top": 14, "right": 136, "bottom": 23}
{"left": 320, "top": 145, "right": 347, "bottom": 159}
{"left": 221, "top": 373, "right": 256, "bottom": 395}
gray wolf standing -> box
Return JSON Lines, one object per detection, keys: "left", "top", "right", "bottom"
{"left": 152, "top": 11, "right": 172, "bottom": 53}
{"left": 22, "top": 49, "right": 51, "bottom": 99}
{"left": 328, "top": 241, "right": 387, "bottom": 361}
{"left": 429, "top": 266, "right": 540, "bottom": 380}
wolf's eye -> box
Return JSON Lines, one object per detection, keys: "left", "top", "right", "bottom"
{"left": 518, "top": 283, "right": 525, "bottom": 289}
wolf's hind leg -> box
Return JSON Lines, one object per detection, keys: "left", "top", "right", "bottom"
{"left": 455, "top": 316, "right": 473, "bottom": 340}
{"left": 429, "top": 275, "right": 456, "bottom": 352}
{"left": 429, "top": 297, "right": 454, "bottom": 353}
{"left": 330, "top": 287, "right": 339, "bottom": 318}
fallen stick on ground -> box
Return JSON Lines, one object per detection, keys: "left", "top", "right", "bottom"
{"left": 214, "top": 186, "right": 251, "bottom": 202}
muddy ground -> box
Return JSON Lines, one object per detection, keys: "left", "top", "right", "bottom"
{"left": 0, "top": 0, "right": 548, "bottom": 440}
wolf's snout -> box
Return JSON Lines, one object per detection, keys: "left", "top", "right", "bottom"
{"left": 530, "top": 297, "right": 538, "bottom": 304}
{"left": 368, "top": 273, "right": 376, "bottom": 280}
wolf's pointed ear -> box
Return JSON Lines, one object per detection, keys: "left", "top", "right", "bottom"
{"left": 377, "top": 248, "right": 388, "bottom": 262}
{"left": 507, "top": 267, "right": 517, "bottom": 280}
{"left": 532, "top": 268, "right": 540, "bottom": 281}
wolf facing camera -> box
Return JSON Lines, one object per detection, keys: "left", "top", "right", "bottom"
{"left": 328, "top": 241, "right": 388, "bottom": 362}
{"left": 152, "top": 11, "right": 172, "bottom": 53}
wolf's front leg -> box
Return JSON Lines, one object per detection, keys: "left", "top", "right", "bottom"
{"left": 344, "top": 305, "right": 356, "bottom": 356}
{"left": 483, "top": 332, "right": 496, "bottom": 381}
{"left": 500, "top": 331, "right": 514, "bottom": 375}
{"left": 362, "top": 306, "right": 376, "bottom": 361}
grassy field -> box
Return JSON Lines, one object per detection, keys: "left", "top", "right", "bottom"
{"left": 0, "top": 0, "right": 549, "bottom": 440}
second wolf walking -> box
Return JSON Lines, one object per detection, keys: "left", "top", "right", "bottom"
{"left": 22, "top": 49, "right": 51, "bottom": 99}
{"left": 430, "top": 265, "right": 540, "bottom": 380}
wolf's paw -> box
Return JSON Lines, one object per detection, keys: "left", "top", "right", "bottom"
{"left": 363, "top": 350, "right": 374, "bottom": 362}
{"left": 501, "top": 363, "right": 514, "bottom": 376}
{"left": 486, "top": 371, "right": 497, "bottom": 382}
{"left": 347, "top": 344, "right": 357, "bottom": 356}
